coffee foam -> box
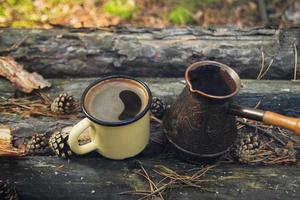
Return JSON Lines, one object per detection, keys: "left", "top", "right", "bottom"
{"left": 84, "top": 78, "right": 149, "bottom": 122}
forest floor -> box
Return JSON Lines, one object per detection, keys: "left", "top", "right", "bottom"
{"left": 0, "top": 0, "right": 299, "bottom": 28}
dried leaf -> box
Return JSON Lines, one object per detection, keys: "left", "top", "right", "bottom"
{"left": 0, "top": 56, "right": 51, "bottom": 93}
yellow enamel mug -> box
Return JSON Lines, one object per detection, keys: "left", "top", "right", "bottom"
{"left": 68, "top": 75, "right": 152, "bottom": 160}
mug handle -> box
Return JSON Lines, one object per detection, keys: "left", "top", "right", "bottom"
{"left": 68, "top": 118, "right": 97, "bottom": 155}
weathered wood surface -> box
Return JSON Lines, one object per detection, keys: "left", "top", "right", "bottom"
{"left": 1, "top": 78, "right": 300, "bottom": 138}
{"left": 1, "top": 157, "right": 300, "bottom": 200}
{"left": 1, "top": 78, "right": 300, "bottom": 200}
{"left": 0, "top": 27, "right": 299, "bottom": 79}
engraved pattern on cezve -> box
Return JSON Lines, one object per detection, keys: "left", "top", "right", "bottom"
{"left": 163, "top": 86, "right": 237, "bottom": 156}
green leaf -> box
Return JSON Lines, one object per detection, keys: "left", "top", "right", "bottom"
{"left": 0, "top": 6, "right": 6, "bottom": 17}
{"left": 7, "top": 0, "right": 34, "bottom": 13}
{"left": 104, "top": 0, "right": 138, "bottom": 20}
{"left": 169, "top": 6, "right": 194, "bottom": 25}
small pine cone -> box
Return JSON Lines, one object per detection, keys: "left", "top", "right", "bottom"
{"left": 150, "top": 97, "right": 166, "bottom": 119}
{"left": 0, "top": 180, "right": 18, "bottom": 200}
{"left": 49, "top": 127, "right": 74, "bottom": 159}
{"left": 26, "top": 133, "right": 51, "bottom": 155}
{"left": 51, "top": 93, "right": 76, "bottom": 114}
{"left": 235, "top": 133, "right": 261, "bottom": 164}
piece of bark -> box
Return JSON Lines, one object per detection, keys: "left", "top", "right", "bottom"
{"left": 0, "top": 56, "right": 51, "bottom": 93}
{"left": 0, "top": 125, "right": 26, "bottom": 157}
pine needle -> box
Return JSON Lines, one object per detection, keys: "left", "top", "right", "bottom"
{"left": 0, "top": 92, "right": 79, "bottom": 119}
{"left": 257, "top": 48, "right": 274, "bottom": 80}
{"left": 120, "top": 163, "right": 217, "bottom": 199}
{"left": 293, "top": 41, "right": 298, "bottom": 81}
{"left": 257, "top": 49, "right": 265, "bottom": 79}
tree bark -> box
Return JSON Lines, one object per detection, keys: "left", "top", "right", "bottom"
{"left": 0, "top": 27, "right": 299, "bottom": 79}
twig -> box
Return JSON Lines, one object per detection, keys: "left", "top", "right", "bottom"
{"left": 0, "top": 35, "right": 28, "bottom": 55}
{"left": 138, "top": 184, "right": 169, "bottom": 200}
{"left": 150, "top": 115, "right": 162, "bottom": 124}
{"left": 192, "top": 165, "right": 216, "bottom": 179}
{"left": 257, "top": 48, "right": 274, "bottom": 80}
{"left": 139, "top": 165, "right": 154, "bottom": 193}
{"left": 254, "top": 100, "right": 262, "bottom": 109}
{"left": 11, "top": 35, "right": 28, "bottom": 49}
{"left": 34, "top": 90, "right": 52, "bottom": 105}
{"left": 293, "top": 41, "right": 298, "bottom": 81}
{"left": 121, "top": 164, "right": 217, "bottom": 199}
{"left": 259, "top": 58, "right": 274, "bottom": 79}
{"left": 138, "top": 163, "right": 165, "bottom": 200}
{"left": 257, "top": 49, "right": 265, "bottom": 80}
{"left": 237, "top": 118, "right": 286, "bottom": 146}
{"left": 276, "top": 128, "right": 300, "bottom": 143}
{"left": 118, "top": 190, "right": 151, "bottom": 195}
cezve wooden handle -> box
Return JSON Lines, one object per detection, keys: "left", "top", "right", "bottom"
{"left": 229, "top": 105, "right": 300, "bottom": 135}
{"left": 263, "top": 111, "right": 300, "bottom": 135}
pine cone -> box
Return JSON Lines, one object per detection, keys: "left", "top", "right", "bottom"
{"left": 150, "top": 97, "right": 166, "bottom": 119}
{"left": 0, "top": 180, "right": 18, "bottom": 200}
{"left": 49, "top": 127, "right": 74, "bottom": 159}
{"left": 235, "top": 133, "right": 261, "bottom": 164}
{"left": 26, "top": 133, "right": 51, "bottom": 155}
{"left": 51, "top": 93, "right": 76, "bottom": 114}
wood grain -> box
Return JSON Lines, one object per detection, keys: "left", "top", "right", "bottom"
{"left": 263, "top": 111, "right": 300, "bottom": 134}
{"left": 1, "top": 78, "right": 300, "bottom": 200}
{"left": 0, "top": 27, "right": 299, "bottom": 79}
{"left": 1, "top": 157, "right": 300, "bottom": 200}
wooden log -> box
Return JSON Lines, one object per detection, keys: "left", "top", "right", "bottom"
{"left": 0, "top": 156, "right": 300, "bottom": 200}
{"left": 1, "top": 78, "right": 300, "bottom": 199}
{"left": 1, "top": 78, "right": 300, "bottom": 138}
{"left": 0, "top": 27, "right": 299, "bottom": 79}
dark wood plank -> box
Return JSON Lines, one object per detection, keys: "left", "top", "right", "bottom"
{"left": 1, "top": 78, "right": 300, "bottom": 138}
{"left": 1, "top": 78, "right": 300, "bottom": 199}
{"left": 0, "top": 156, "right": 299, "bottom": 200}
{"left": 0, "top": 27, "right": 299, "bottom": 79}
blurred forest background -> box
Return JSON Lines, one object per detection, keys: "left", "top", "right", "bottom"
{"left": 0, "top": 0, "right": 299, "bottom": 28}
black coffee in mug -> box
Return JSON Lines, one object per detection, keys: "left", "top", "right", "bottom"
{"left": 84, "top": 77, "right": 149, "bottom": 122}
